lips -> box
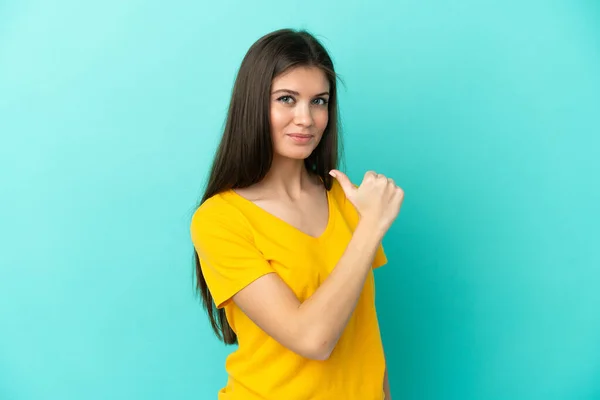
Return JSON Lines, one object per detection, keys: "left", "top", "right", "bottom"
{"left": 287, "top": 133, "right": 313, "bottom": 144}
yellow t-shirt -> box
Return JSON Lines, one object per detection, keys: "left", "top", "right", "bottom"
{"left": 190, "top": 179, "right": 388, "bottom": 400}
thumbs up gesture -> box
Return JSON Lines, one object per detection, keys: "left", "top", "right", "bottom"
{"left": 329, "top": 169, "right": 404, "bottom": 235}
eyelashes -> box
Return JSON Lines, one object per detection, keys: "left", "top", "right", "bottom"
{"left": 276, "top": 95, "right": 329, "bottom": 106}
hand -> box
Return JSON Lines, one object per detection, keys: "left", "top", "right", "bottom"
{"left": 329, "top": 169, "right": 404, "bottom": 235}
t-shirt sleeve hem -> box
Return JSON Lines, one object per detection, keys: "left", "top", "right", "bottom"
{"left": 212, "top": 269, "right": 276, "bottom": 309}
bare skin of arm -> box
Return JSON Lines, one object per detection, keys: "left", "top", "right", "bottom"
{"left": 232, "top": 170, "right": 404, "bottom": 360}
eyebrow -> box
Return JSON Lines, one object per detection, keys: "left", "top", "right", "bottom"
{"left": 272, "top": 89, "right": 330, "bottom": 97}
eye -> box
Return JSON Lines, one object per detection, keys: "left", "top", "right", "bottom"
{"left": 277, "top": 95, "right": 295, "bottom": 104}
{"left": 312, "top": 97, "right": 329, "bottom": 106}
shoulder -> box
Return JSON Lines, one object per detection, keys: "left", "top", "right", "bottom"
{"left": 328, "top": 177, "right": 362, "bottom": 229}
{"left": 329, "top": 178, "right": 357, "bottom": 211}
{"left": 190, "top": 192, "right": 254, "bottom": 246}
{"left": 328, "top": 178, "right": 347, "bottom": 202}
{"left": 192, "top": 193, "right": 232, "bottom": 225}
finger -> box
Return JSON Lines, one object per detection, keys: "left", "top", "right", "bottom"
{"left": 329, "top": 170, "right": 357, "bottom": 197}
{"left": 364, "top": 170, "right": 378, "bottom": 182}
{"left": 395, "top": 186, "right": 405, "bottom": 198}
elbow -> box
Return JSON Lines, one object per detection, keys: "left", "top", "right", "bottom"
{"left": 304, "top": 344, "right": 332, "bottom": 361}
{"left": 298, "top": 330, "right": 334, "bottom": 361}
{"left": 302, "top": 341, "right": 332, "bottom": 361}
{"left": 310, "top": 347, "right": 333, "bottom": 361}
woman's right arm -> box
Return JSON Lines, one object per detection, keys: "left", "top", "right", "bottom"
{"left": 232, "top": 170, "right": 404, "bottom": 360}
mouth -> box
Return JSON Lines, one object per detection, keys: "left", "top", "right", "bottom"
{"left": 287, "top": 133, "right": 313, "bottom": 144}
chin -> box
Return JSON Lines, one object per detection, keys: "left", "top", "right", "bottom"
{"left": 276, "top": 147, "right": 316, "bottom": 161}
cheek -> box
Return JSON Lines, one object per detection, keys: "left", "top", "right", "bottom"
{"left": 270, "top": 106, "right": 290, "bottom": 133}
{"left": 315, "top": 109, "right": 329, "bottom": 132}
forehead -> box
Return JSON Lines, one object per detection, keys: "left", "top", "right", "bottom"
{"left": 271, "top": 66, "right": 329, "bottom": 94}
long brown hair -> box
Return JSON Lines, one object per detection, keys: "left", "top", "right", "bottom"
{"left": 193, "top": 28, "right": 343, "bottom": 344}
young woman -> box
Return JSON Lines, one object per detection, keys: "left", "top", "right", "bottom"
{"left": 190, "top": 28, "right": 404, "bottom": 400}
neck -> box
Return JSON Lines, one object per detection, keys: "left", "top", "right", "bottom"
{"left": 261, "top": 155, "right": 316, "bottom": 199}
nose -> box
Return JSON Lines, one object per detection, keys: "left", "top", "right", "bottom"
{"left": 293, "top": 102, "right": 314, "bottom": 127}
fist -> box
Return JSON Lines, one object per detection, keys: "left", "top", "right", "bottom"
{"left": 330, "top": 169, "right": 404, "bottom": 234}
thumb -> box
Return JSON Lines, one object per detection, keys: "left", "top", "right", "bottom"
{"left": 329, "top": 170, "right": 357, "bottom": 198}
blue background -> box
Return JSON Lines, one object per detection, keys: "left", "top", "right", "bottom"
{"left": 1, "top": 1, "right": 599, "bottom": 399}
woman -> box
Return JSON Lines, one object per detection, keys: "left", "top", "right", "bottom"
{"left": 190, "top": 28, "right": 404, "bottom": 400}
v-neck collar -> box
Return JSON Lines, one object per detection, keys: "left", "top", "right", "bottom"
{"left": 224, "top": 187, "right": 335, "bottom": 241}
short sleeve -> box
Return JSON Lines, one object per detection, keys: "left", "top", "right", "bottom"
{"left": 190, "top": 197, "right": 275, "bottom": 308}
{"left": 331, "top": 180, "right": 388, "bottom": 269}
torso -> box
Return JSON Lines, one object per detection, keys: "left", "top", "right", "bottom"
{"left": 192, "top": 179, "right": 388, "bottom": 399}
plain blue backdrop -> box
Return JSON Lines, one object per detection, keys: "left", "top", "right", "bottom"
{"left": 1, "top": 1, "right": 599, "bottom": 399}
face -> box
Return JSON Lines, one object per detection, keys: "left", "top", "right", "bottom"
{"left": 269, "top": 66, "right": 330, "bottom": 161}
